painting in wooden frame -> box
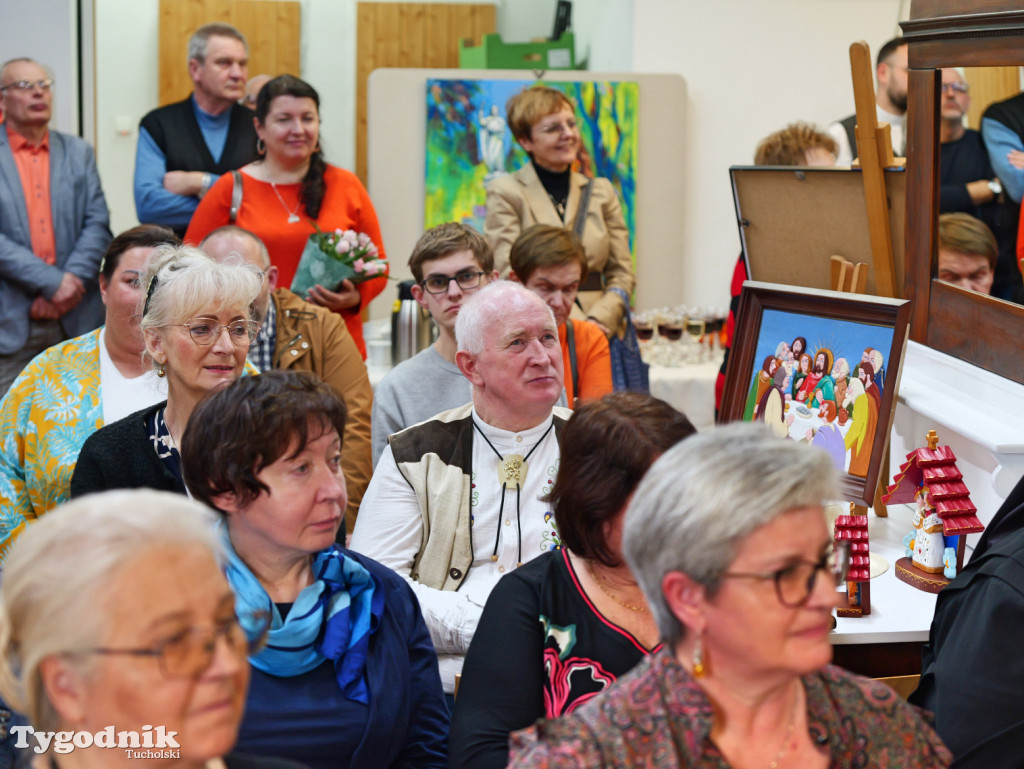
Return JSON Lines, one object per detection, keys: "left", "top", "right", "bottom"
{"left": 720, "top": 281, "right": 911, "bottom": 506}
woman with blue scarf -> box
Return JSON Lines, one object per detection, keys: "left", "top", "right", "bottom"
{"left": 181, "top": 370, "right": 449, "bottom": 769}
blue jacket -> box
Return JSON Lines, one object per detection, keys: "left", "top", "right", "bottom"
{"left": 236, "top": 548, "right": 449, "bottom": 769}
{"left": 0, "top": 128, "right": 110, "bottom": 355}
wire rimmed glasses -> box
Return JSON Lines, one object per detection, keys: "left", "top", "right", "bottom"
{"left": 0, "top": 79, "right": 54, "bottom": 92}
{"left": 170, "top": 318, "right": 261, "bottom": 346}
{"left": 79, "top": 611, "right": 271, "bottom": 679}
{"left": 420, "top": 270, "right": 486, "bottom": 294}
{"left": 721, "top": 541, "right": 850, "bottom": 608}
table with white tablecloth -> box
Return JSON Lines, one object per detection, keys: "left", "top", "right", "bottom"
{"left": 647, "top": 355, "right": 723, "bottom": 431}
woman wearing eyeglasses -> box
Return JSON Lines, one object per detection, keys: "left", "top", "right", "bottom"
{"left": 485, "top": 85, "right": 635, "bottom": 337}
{"left": 181, "top": 371, "right": 449, "bottom": 769}
{"left": 0, "top": 489, "right": 304, "bottom": 769}
{"left": 510, "top": 423, "right": 951, "bottom": 769}
{"left": 70, "top": 244, "right": 262, "bottom": 498}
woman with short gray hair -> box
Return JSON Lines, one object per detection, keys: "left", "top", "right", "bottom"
{"left": 510, "top": 423, "right": 951, "bottom": 768}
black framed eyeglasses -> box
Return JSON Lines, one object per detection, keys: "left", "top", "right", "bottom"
{"left": 421, "top": 270, "right": 486, "bottom": 294}
{"left": 0, "top": 79, "right": 54, "bottom": 92}
{"left": 79, "top": 611, "right": 270, "bottom": 679}
{"left": 721, "top": 541, "right": 850, "bottom": 608}
{"left": 170, "top": 318, "right": 260, "bottom": 346}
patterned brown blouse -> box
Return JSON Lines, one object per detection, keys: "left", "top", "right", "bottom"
{"left": 509, "top": 648, "right": 951, "bottom": 768}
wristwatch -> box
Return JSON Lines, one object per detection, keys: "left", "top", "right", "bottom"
{"left": 989, "top": 179, "right": 1003, "bottom": 196}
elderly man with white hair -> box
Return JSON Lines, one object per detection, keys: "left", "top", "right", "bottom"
{"left": 351, "top": 280, "right": 571, "bottom": 697}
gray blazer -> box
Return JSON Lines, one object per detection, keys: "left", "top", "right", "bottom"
{"left": 0, "top": 128, "right": 111, "bottom": 354}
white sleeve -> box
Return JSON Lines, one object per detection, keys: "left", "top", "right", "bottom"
{"left": 826, "top": 121, "right": 853, "bottom": 166}
{"left": 350, "top": 444, "right": 482, "bottom": 654}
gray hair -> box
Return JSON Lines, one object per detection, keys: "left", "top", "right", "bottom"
{"left": 623, "top": 422, "right": 839, "bottom": 647}
{"left": 0, "top": 58, "right": 50, "bottom": 83}
{"left": 188, "top": 23, "right": 247, "bottom": 64}
{"left": 201, "top": 225, "right": 271, "bottom": 269}
{"left": 0, "top": 491, "right": 221, "bottom": 730}
{"left": 455, "top": 280, "right": 555, "bottom": 355}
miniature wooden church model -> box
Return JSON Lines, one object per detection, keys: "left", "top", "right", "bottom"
{"left": 882, "top": 430, "right": 983, "bottom": 593}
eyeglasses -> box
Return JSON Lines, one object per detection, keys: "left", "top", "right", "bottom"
{"left": 80, "top": 611, "right": 270, "bottom": 679}
{"left": 941, "top": 81, "right": 969, "bottom": 94}
{"left": 421, "top": 270, "right": 486, "bottom": 295}
{"left": 170, "top": 318, "right": 260, "bottom": 346}
{"left": 721, "top": 541, "right": 849, "bottom": 608}
{"left": 0, "top": 79, "right": 54, "bottom": 92}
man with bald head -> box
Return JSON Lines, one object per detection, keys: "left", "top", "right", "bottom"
{"left": 351, "top": 281, "right": 571, "bottom": 698}
{"left": 200, "top": 225, "right": 373, "bottom": 533}
{"left": 0, "top": 57, "right": 111, "bottom": 397}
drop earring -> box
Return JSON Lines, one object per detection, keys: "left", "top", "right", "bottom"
{"left": 692, "top": 632, "right": 706, "bottom": 678}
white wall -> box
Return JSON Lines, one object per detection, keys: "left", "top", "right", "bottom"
{"left": 0, "top": 0, "right": 79, "bottom": 134}
{"left": 632, "top": 0, "right": 908, "bottom": 308}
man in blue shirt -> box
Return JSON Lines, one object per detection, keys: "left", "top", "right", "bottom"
{"left": 980, "top": 87, "right": 1024, "bottom": 303}
{"left": 133, "top": 23, "right": 259, "bottom": 236}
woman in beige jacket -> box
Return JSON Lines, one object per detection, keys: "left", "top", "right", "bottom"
{"left": 484, "top": 86, "right": 635, "bottom": 335}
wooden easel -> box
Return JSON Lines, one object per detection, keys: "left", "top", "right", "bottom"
{"left": 848, "top": 41, "right": 903, "bottom": 299}
{"left": 843, "top": 40, "right": 905, "bottom": 517}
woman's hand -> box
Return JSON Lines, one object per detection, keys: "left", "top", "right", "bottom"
{"left": 586, "top": 317, "right": 612, "bottom": 337}
{"left": 308, "top": 280, "right": 361, "bottom": 312}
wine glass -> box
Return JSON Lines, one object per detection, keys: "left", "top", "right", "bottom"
{"left": 684, "top": 310, "right": 706, "bottom": 363}
{"left": 633, "top": 311, "right": 655, "bottom": 362}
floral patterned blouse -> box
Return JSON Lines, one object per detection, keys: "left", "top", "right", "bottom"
{"left": 509, "top": 647, "right": 952, "bottom": 768}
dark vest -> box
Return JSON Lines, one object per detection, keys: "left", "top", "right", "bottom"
{"left": 139, "top": 96, "right": 258, "bottom": 175}
{"left": 839, "top": 114, "right": 859, "bottom": 162}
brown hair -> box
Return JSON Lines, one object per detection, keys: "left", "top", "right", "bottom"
{"left": 548, "top": 392, "right": 696, "bottom": 568}
{"left": 181, "top": 370, "right": 347, "bottom": 511}
{"left": 506, "top": 86, "right": 575, "bottom": 143}
{"left": 754, "top": 122, "right": 838, "bottom": 166}
{"left": 407, "top": 222, "right": 493, "bottom": 282}
{"left": 938, "top": 212, "right": 998, "bottom": 270}
{"left": 100, "top": 224, "right": 180, "bottom": 283}
{"left": 509, "top": 224, "right": 589, "bottom": 284}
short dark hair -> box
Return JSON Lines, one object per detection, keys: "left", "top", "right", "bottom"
{"left": 181, "top": 371, "right": 347, "bottom": 512}
{"left": 100, "top": 224, "right": 180, "bottom": 283}
{"left": 548, "top": 392, "right": 696, "bottom": 568}
{"left": 407, "top": 222, "right": 493, "bottom": 282}
{"left": 509, "top": 224, "right": 589, "bottom": 284}
{"left": 876, "top": 37, "right": 906, "bottom": 70}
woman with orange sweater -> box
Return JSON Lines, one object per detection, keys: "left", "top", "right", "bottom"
{"left": 186, "top": 75, "right": 386, "bottom": 358}
{"left": 509, "top": 225, "right": 612, "bottom": 406}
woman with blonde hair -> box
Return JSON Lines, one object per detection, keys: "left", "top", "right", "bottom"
{"left": 70, "top": 244, "right": 261, "bottom": 497}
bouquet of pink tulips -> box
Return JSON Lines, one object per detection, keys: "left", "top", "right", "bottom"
{"left": 290, "top": 226, "right": 389, "bottom": 296}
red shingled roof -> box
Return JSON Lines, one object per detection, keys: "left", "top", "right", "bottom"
{"left": 835, "top": 515, "right": 871, "bottom": 581}
{"left": 882, "top": 443, "right": 983, "bottom": 535}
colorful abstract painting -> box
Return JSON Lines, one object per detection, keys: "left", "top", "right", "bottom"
{"left": 424, "top": 78, "right": 638, "bottom": 249}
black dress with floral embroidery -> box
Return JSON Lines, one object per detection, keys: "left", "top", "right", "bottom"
{"left": 450, "top": 548, "right": 660, "bottom": 769}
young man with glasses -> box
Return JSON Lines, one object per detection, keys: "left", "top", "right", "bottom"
{"left": 371, "top": 222, "right": 499, "bottom": 465}
{"left": 0, "top": 57, "right": 111, "bottom": 399}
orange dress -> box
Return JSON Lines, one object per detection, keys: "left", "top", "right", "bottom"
{"left": 185, "top": 164, "right": 387, "bottom": 358}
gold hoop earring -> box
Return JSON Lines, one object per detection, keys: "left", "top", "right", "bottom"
{"left": 692, "top": 632, "right": 706, "bottom": 678}
{"left": 256, "top": 138, "right": 266, "bottom": 156}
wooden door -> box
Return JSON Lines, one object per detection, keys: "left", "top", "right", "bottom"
{"left": 158, "top": 0, "right": 301, "bottom": 106}
{"left": 355, "top": 2, "right": 496, "bottom": 182}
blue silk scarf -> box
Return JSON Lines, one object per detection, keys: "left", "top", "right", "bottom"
{"left": 221, "top": 528, "right": 384, "bottom": 704}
